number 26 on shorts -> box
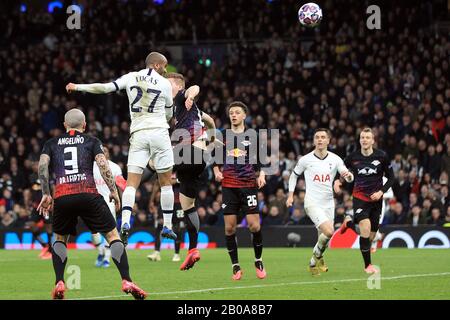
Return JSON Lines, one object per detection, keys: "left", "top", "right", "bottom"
{"left": 247, "top": 195, "right": 257, "bottom": 207}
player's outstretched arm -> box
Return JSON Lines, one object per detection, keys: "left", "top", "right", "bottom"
{"left": 37, "top": 154, "right": 53, "bottom": 216}
{"left": 66, "top": 82, "right": 117, "bottom": 94}
{"left": 185, "top": 85, "right": 200, "bottom": 99}
{"left": 287, "top": 157, "right": 306, "bottom": 207}
{"left": 286, "top": 172, "right": 298, "bottom": 207}
{"left": 95, "top": 154, "right": 120, "bottom": 212}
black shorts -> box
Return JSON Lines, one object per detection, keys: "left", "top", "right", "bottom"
{"left": 353, "top": 197, "right": 382, "bottom": 232}
{"left": 222, "top": 187, "right": 258, "bottom": 216}
{"left": 174, "top": 145, "right": 206, "bottom": 199}
{"left": 53, "top": 193, "right": 117, "bottom": 236}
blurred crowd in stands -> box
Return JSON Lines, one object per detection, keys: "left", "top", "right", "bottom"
{"left": 0, "top": 0, "right": 449, "bottom": 230}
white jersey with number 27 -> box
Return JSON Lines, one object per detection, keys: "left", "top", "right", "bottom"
{"left": 293, "top": 151, "right": 349, "bottom": 208}
{"left": 113, "top": 68, "right": 173, "bottom": 134}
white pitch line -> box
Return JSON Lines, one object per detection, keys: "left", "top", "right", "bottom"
{"left": 69, "top": 272, "right": 450, "bottom": 300}
{"left": 0, "top": 257, "right": 81, "bottom": 263}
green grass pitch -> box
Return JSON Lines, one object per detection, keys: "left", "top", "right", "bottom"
{"left": 1, "top": 248, "right": 449, "bottom": 300}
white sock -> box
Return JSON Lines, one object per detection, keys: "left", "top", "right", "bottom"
{"left": 372, "top": 232, "right": 381, "bottom": 249}
{"left": 313, "top": 233, "right": 331, "bottom": 259}
{"left": 104, "top": 246, "right": 111, "bottom": 262}
{"left": 91, "top": 233, "right": 105, "bottom": 255}
{"left": 160, "top": 185, "right": 174, "bottom": 229}
{"left": 121, "top": 186, "right": 136, "bottom": 227}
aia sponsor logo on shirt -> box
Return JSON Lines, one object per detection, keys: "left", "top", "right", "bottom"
{"left": 313, "top": 174, "right": 331, "bottom": 183}
{"left": 227, "top": 148, "right": 247, "bottom": 158}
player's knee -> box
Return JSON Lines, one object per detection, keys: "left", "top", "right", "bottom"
{"left": 104, "top": 228, "right": 120, "bottom": 243}
{"left": 225, "top": 226, "right": 236, "bottom": 235}
{"left": 248, "top": 223, "right": 261, "bottom": 233}
{"left": 157, "top": 166, "right": 173, "bottom": 177}
{"left": 54, "top": 234, "right": 67, "bottom": 242}
{"left": 323, "top": 228, "right": 334, "bottom": 238}
{"left": 359, "top": 225, "right": 371, "bottom": 237}
{"left": 158, "top": 170, "right": 173, "bottom": 186}
{"left": 318, "top": 221, "right": 334, "bottom": 238}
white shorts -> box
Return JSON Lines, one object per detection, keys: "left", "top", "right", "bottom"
{"left": 128, "top": 128, "right": 174, "bottom": 173}
{"left": 305, "top": 206, "right": 334, "bottom": 229}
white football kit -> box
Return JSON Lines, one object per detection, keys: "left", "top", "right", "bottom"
{"left": 380, "top": 176, "right": 394, "bottom": 224}
{"left": 94, "top": 160, "right": 123, "bottom": 217}
{"left": 290, "top": 151, "right": 350, "bottom": 228}
{"left": 113, "top": 68, "right": 174, "bottom": 172}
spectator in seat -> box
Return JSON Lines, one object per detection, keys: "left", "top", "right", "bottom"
{"left": 388, "top": 202, "right": 407, "bottom": 225}
{"left": 407, "top": 205, "right": 427, "bottom": 226}
{"left": 287, "top": 207, "right": 304, "bottom": 225}
{"left": 393, "top": 170, "right": 411, "bottom": 206}
{"left": 264, "top": 206, "right": 284, "bottom": 226}
{"left": 268, "top": 188, "right": 288, "bottom": 224}
{"left": 427, "top": 207, "right": 444, "bottom": 225}
{"left": 0, "top": 211, "right": 15, "bottom": 229}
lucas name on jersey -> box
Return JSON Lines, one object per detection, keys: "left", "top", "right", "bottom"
{"left": 135, "top": 75, "right": 159, "bottom": 85}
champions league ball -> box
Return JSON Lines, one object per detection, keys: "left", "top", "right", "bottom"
{"left": 298, "top": 2, "right": 323, "bottom": 28}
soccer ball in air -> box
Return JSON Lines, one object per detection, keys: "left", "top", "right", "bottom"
{"left": 298, "top": 3, "right": 322, "bottom": 28}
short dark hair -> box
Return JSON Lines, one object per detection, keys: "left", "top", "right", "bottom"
{"left": 314, "top": 128, "right": 331, "bottom": 138}
{"left": 145, "top": 52, "right": 167, "bottom": 67}
{"left": 361, "top": 127, "right": 373, "bottom": 135}
{"left": 165, "top": 72, "right": 185, "bottom": 88}
{"left": 227, "top": 101, "right": 248, "bottom": 115}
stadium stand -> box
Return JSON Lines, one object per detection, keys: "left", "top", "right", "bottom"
{"left": 0, "top": 0, "right": 449, "bottom": 230}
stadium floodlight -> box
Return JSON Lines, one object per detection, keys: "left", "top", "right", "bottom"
{"left": 47, "top": 1, "right": 63, "bottom": 13}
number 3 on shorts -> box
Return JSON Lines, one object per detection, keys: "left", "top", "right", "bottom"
{"left": 247, "top": 195, "right": 257, "bottom": 207}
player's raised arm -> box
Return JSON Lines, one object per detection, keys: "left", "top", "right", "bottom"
{"left": 185, "top": 85, "right": 200, "bottom": 109}
{"left": 66, "top": 73, "right": 131, "bottom": 94}
{"left": 66, "top": 82, "right": 117, "bottom": 94}
{"left": 286, "top": 157, "right": 306, "bottom": 207}
{"left": 37, "top": 153, "right": 53, "bottom": 217}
